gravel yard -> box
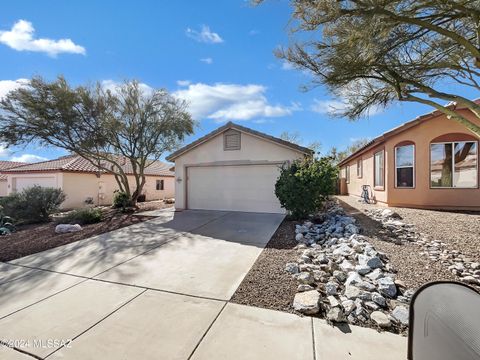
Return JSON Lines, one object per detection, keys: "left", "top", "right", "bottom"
{"left": 230, "top": 220, "right": 299, "bottom": 313}
{"left": 232, "top": 195, "right": 480, "bottom": 334}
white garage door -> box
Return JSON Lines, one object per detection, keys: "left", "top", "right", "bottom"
{"left": 187, "top": 164, "right": 284, "bottom": 213}
{"left": 15, "top": 177, "right": 57, "bottom": 192}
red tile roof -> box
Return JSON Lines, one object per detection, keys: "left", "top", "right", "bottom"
{"left": 0, "top": 161, "right": 27, "bottom": 180}
{"left": 1, "top": 155, "right": 174, "bottom": 177}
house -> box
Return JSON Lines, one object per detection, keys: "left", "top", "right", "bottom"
{"left": 1, "top": 155, "right": 174, "bottom": 208}
{"left": 166, "top": 122, "right": 312, "bottom": 213}
{"left": 0, "top": 161, "right": 27, "bottom": 197}
{"left": 339, "top": 103, "right": 480, "bottom": 210}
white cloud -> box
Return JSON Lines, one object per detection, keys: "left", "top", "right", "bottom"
{"left": 0, "top": 79, "right": 29, "bottom": 99}
{"left": 281, "top": 61, "right": 294, "bottom": 70}
{"left": 311, "top": 98, "right": 382, "bottom": 117}
{"left": 185, "top": 25, "right": 223, "bottom": 44}
{"left": 0, "top": 20, "right": 85, "bottom": 57}
{"left": 173, "top": 82, "right": 299, "bottom": 122}
{"left": 10, "top": 154, "right": 47, "bottom": 163}
{"left": 0, "top": 145, "right": 10, "bottom": 158}
{"left": 200, "top": 57, "right": 213, "bottom": 64}
{"left": 177, "top": 80, "right": 191, "bottom": 86}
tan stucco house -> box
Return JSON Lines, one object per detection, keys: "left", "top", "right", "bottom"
{"left": 1, "top": 155, "right": 174, "bottom": 209}
{"left": 166, "top": 122, "right": 312, "bottom": 214}
{"left": 0, "top": 161, "right": 27, "bottom": 197}
{"left": 339, "top": 104, "right": 480, "bottom": 210}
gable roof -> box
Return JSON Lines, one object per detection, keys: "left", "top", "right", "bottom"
{"left": 0, "top": 161, "right": 27, "bottom": 180}
{"left": 1, "top": 155, "right": 174, "bottom": 177}
{"left": 166, "top": 121, "right": 313, "bottom": 161}
{"left": 338, "top": 101, "right": 480, "bottom": 167}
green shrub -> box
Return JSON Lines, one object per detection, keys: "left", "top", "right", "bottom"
{"left": 0, "top": 186, "right": 66, "bottom": 224}
{"left": 113, "top": 191, "right": 131, "bottom": 209}
{"left": 62, "top": 208, "right": 103, "bottom": 225}
{"left": 275, "top": 157, "right": 338, "bottom": 219}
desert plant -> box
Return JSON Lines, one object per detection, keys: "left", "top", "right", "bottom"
{"left": 137, "top": 194, "right": 146, "bottom": 203}
{"left": 113, "top": 191, "right": 130, "bottom": 210}
{"left": 0, "top": 186, "right": 66, "bottom": 224}
{"left": 62, "top": 208, "right": 103, "bottom": 225}
{"left": 275, "top": 157, "right": 338, "bottom": 219}
{"left": 0, "top": 207, "right": 16, "bottom": 235}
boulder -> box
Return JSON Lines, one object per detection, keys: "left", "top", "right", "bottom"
{"left": 342, "top": 299, "right": 356, "bottom": 315}
{"left": 370, "top": 311, "right": 391, "bottom": 328}
{"left": 377, "top": 277, "right": 397, "bottom": 298}
{"left": 325, "top": 281, "right": 338, "bottom": 296}
{"left": 55, "top": 224, "right": 82, "bottom": 234}
{"left": 326, "top": 307, "right": 346, "bottom": 323}
{"left": 285, "top": 263, "right": 299, "bottom": 274}
{"left": 372, "top": 292, "right": 387, "bottom": 307}
{"left": 392, "top": 305, "right": 409, "bottom": 326}
{"left": 297, "top": 284, "right": 314, "bottom": 292}
{"left": 295, "top": 272, "right": 315, "bottom": 285}
{"left": 293, "top": 290, "right": 321, "bottom": 314}
{"left": 355, "top": 264, "right": 372, "bottom": 275}
{"left": 340, "top": 260, "right": 355, "bottom": 272}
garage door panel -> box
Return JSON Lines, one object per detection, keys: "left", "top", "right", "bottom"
{"left": 187, "top": 165, "right": 284, "bottom": 214}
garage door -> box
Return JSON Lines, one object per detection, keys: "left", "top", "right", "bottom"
{"left": 15, "top": 177, "right": 57, "bottom": 192}
{"left": 187, "top": 165, "right": 284, "bottom": 213}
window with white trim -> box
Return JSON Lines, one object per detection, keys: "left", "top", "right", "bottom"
{"left": 430, "top": 141, "right": 478, "bottom": 188}
{"left": 395, "top": 144, "right": 414, "bottom": 188}
{"left": 374, "top": 150, "right": 384, "bottom": 188}
{"left": 357, "top": 159, "right": 362, "bottom": 178}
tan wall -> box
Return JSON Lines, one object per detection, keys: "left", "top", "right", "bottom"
{"left": 341, "top": 144, "right": 388, "bottom": 204}
{"left": 173, "top": 130, "right": 307, "bottom": 210}
{"left": 62, "top": 172, "right": 174, "bottom": 209}
{"left": 342, "top": 110, "right": 480, "bottom": 210}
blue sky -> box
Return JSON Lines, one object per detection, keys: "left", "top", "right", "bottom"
{"left": 0, "top": 0, "right": 460, "bottom": 163}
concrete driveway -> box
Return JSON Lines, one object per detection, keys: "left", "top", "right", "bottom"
{"left": 0, "top": 209, "right": 407, "bottom": 359}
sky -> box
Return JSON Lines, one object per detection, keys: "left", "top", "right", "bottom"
{"left": 0, "top": 0, "right": 463, "bottom": 163}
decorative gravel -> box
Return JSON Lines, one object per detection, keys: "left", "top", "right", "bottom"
{"left": 337, "top": 195, "right": 480, "bottom": 289}
{"left": 230, "top": 220, "right": 300, "bottom": 313}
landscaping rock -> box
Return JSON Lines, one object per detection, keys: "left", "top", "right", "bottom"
{"left": 392, "top": 306, "right": 409, "bottom": 326}
{"left": 296, "top": 272, "right": 315, "bottom": 285}
{"left": 293, "top": 290, "right": 321, "bottom": 314}
{"left": 377, "top": 277, "right": 397, "bottom": 298}
{"left": 325, "top": 281, "right": 338, "bottom": 295}
{"left": 326, "top": 307, "right": 346, "bottom": 323}
{"left": 285, "top": 263, "right": 299, "bottom": 274}
{"left": 370, "top": 311, "right": 391, "bottom": 328}
{"left": 55, "top": 224, "right": 82, "bottom": 233}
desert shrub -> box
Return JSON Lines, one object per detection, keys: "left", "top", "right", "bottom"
{"left": 113, "top": 191, "right": 130, "bottom": 209}
{"left": 0, "top": 186, "right": 66, "bottom": 224}
{"left": 0, "top": 206, "right": 16, "bottom": 235}
{"left": 62, "top": 208, "right": 103, "bottom": 225}
{"left": 275, "top": 157, "right": 338, "bottom": 219}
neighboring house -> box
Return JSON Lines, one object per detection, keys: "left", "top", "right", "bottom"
{"left": 339, "top": 103, "right": 480, "bottom": 210}
{"left": 0, "top": 161, "right": 27, "bottom": 197}
{"left": 1, "top": 155, "right": 174, "bottom": 209}
{"left": 166, "top": 122, "right": 312, "bottom": 214}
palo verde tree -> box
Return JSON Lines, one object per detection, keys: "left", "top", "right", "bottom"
{"left": 0, "top": 77, "right": 194, "bottom": 205}
{"left": 257, "top": 0, "right": 480, "bottom": 136}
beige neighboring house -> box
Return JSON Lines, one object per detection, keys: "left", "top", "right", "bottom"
{"left": 1, "top": 155, "right": 175, "bottom": 209}
{"left": 338, "top": 103, "right": 480, "bottom": 210}
{"left": 166, "top": 122, "right": 312, "bottom": 214}
{"left": 0, "top": 161, "right": 27, "bottom": 197}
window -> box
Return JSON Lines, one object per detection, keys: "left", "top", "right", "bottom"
{"left": 430, "top": 141, "right": 478, "bottom": 188}
{"left": 357, "top": 159, "right": 363, "bottom": 178}
{"left": 224, "top": 129, "right": 241, "bottom": 150}
{"left": 395, "top": 144, "right": 414, "bottom": 188}
{"left": 374, "top": 150, "right": 384, "bottom": 188}
{"left": 156, "top": 179, "right": 164, "bottom": 191}
{"left": 345, "top": 165, "right": 350, "bottom": 183}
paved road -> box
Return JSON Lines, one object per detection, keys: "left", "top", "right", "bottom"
{"left": 0, "top": 209, "right": 406, "bottom": 359}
